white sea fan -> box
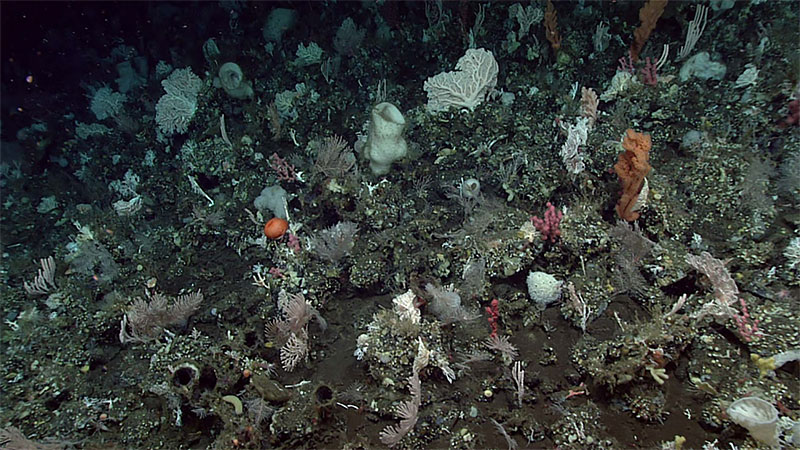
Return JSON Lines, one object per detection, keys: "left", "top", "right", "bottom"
{"left": 424, "top": 48, "right": 498, "bottom": 113}
{"left": 155, "top": 68, "right": 202, "bottom": 136}
{"left": 90, "top": 87, "right": 126, "bottom": 120}
{"left": 155, "top": 93, "right": 196, "bottom": 135}
{"left": 333, "top": 17, "right": 365, "bottom": 56}
{"left": 162, "top": 67, "right": 203, "bottom": 99}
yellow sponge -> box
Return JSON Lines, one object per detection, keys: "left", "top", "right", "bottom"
{"left": 751, "top": 354, "right": 776, "bottom": 378}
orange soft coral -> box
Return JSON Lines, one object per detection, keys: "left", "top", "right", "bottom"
{"left": 614, "top": 129, "right": 652, "bottom": 221}
{"left": 630, "top": 0, "right": 668, "bottom": 62}
{"left": 544, "top": 0, "right": 561, "bottom": 52}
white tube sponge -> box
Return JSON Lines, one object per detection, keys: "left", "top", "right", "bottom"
{"left": 363, "top": 102, "right": 407, "bottom": 175}
{"left": 726, "top": 397, "right": 779, "bottom": 447}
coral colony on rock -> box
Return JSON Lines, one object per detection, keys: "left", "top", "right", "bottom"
{"left": 2, "top": 1, "right": 800, "bottom": 449}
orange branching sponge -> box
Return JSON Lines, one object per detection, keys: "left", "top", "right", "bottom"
{"left": 614, "top": 129, "right": 652, "bottom": 221}
{"left": 630, "top": 0, "right": 668, "bottom": 62}
{"left": 544, "top": 0, "right": 561, "bottom": 52}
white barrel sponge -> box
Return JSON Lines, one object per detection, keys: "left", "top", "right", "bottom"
{"left": 364, "top": 102, "right": 407, "bottom": 175}
{"left": 262, "top": 8, "right": 297, "bottom": 43}
{"left": 527, "top": 271, "right": 562, "bottom": 308}
{"left": 254, "top": 185, "right": 288, "bottom": 219}
{"left": 217, "top": 62, "right": 253, "bottom": 99}
{"left": 726, "top": 397, "right": 779, "bottom": 447}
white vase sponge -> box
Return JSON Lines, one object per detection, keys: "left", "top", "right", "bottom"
{"left": 726, "top": 396, "right": 779, "bottom": 447}
{"left": 364, "top": 102, "right": 407, "bottom": 175}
